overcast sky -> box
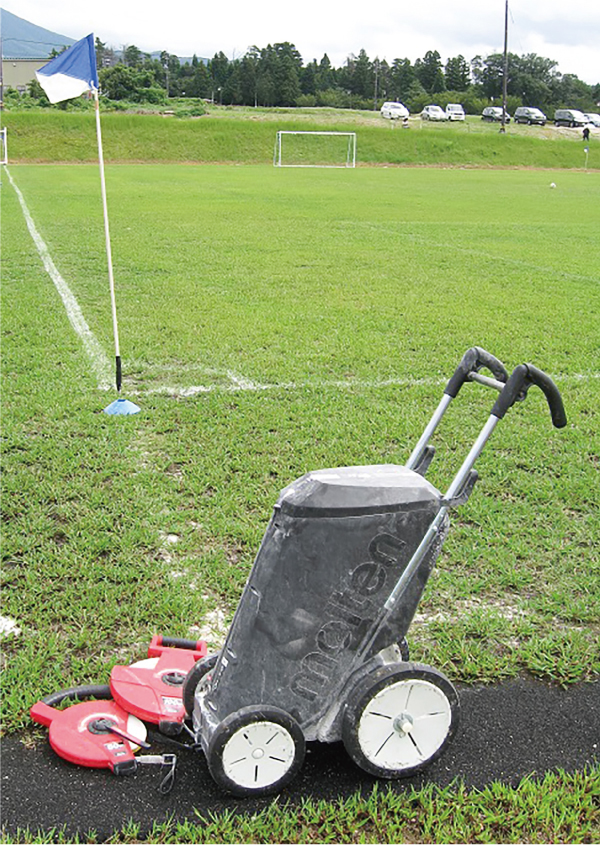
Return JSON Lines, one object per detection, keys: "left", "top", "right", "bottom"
{"left": 7, "top": 0, "right": 600, "bottom": 84}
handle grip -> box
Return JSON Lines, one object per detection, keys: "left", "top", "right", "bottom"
{"left": 148, "top": 635, "right": 207, "bottom": 658}
{"left": 445, "top": 347, "right": 509, "bottom": 398}
{"left": 525, "top": 364, "right": 568, "bottom": 428}
{"left": 160, "top": 636, "right": 200, "bottom": 649}
{"left": 491, "top": 364, "right": 567, "bottom": 428}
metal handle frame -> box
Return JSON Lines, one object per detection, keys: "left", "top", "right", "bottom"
{"left": 377, "top": 350, "right": 565, "bottom": 638}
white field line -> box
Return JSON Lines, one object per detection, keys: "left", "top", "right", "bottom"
{"left": 144, "top": 375, "right": 446, "bottom": 397}
{"left": 226, "top": 370, "right": 260, "bottom": 390}
{"left": 5, "top": 167, "right": 113, "bottom": 390}
{"left": 143, "top": 371, "right": 600, "bottom": 398}
{"left": 338, "top": 220, "right": 600, "bottom": 286}
{"left": 6, "top": 167, "right": 599, "bottom": 398}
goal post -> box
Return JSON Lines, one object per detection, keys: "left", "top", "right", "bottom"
{"left": 0, "top": 128, "right": 7, "bottom": 165}
{"left": 274, "top": 131, "right": 356, "bottom": 168}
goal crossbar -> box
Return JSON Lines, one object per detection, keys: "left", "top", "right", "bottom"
{"left": 274, "top": 131, "right": 356, "bottom": 168}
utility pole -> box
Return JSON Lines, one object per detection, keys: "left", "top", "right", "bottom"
{"left": 373, "top": 58, "right": 379, "bottom": 111}
{"left": 0, "top": 37, "right": 4, "bottom": 113}
{"left": 163, "top": 58, "right": 169, "bottom": 98}
{"left": 500, "top": 0, "right": 509, "bottom": 133}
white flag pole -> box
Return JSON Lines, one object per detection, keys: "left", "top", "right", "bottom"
{"left": 93, "top": 85, "right": 122, "bottom": 392}
{"left": 35, "top": 35, "right": 139, "bottom": 413}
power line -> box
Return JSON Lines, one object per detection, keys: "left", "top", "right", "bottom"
{"left": 2, "top": 37, "right": 73, "bottom": 46}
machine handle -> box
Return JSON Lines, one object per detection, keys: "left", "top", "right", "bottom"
{"left": 491, "top": 364, "right": 567, "bottom": 428}
{"left": 148, "top": 635, "right": 207, "bottom": 658}
{"left": 444, "top": 347, "right": 509, "bottom": 398}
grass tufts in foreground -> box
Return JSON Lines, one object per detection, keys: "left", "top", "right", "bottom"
{"left": 2, "top": 769, "right": 599, "bottom": 843}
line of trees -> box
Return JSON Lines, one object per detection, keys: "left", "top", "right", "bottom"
{"left": 19, "top": 38, "right": 600, "bottom": 115}
{"left": 96, "top": 40, "right": 599, "bottom": 114}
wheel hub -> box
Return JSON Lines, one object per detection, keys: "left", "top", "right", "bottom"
{"left": 393, "top": 712, "right": 414, "bottom": 736}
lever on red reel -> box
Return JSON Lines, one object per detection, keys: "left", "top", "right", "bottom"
{"left": 30, "top": 685, "right": 147, "bottom": 774}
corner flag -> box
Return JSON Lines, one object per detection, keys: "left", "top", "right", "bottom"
{"left": 35, "top": 34, "right": 98, "bottom": 104}
{"left": 35, "top": 34, "right": 140, "bottom": 414}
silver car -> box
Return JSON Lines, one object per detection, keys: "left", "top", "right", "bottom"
{"left": 583, "top": 113, "right": 600, "bottom": 127}
{"left": 514, "top": 107, "right": 546, "bottom": 125}
{"left": 482, "top": 106, "right": 511, "bottom": 123}
{"left": 421, "top": 105, "right": 446, "bottom": 121}
{"left": 381, "top": 102, "right": 409, "bottom": 120}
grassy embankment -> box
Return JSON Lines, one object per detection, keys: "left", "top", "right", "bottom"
{"left": 2, "top": 107, "right": 595, "bottom": 168}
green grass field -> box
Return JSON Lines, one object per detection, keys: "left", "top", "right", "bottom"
{"left": 2, "top": 156, "right": 599, "bottom": 842}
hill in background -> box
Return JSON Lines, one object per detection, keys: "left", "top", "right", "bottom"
{"left": 0, "top": 8, "right": 202, "bottom": 66}
{"left": 1, "top": 8, "right": 75, "bottom": 58}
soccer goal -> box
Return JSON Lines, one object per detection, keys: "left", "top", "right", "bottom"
{"left": 274, "top": 131, "right": 356, "bottom": 168}
{"left": 0, "top": 128, "right": 7, "bottom": 165}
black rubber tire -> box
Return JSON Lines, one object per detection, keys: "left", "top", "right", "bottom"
{"left": 182, "top": 652, "right": 219, "bottom": 717}
{"left": 342, "top": 663, "right": 459, "bottom": 779}
{"left": 207, "top": 705, "right": 305, "bottom": 797}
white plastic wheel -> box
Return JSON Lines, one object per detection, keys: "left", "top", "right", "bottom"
{"left": 221, "top": 719, "right": 297, "bottom": 789}
{"left": 358, "top": 678, "right": 452, "bottom": 770}
{"left": 342, "top": 664, "right": 459, "bottom": 778}
{"left": 207, "top": 705, "right": 305, "bottom": 796}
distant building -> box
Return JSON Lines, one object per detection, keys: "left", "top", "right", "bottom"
{"left": 2, "top": 57, "right": 49, "bottom": 93}
{"left": 1, "top": 7, "right": 75, "bottom": 93}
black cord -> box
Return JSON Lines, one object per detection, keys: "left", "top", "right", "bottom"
{"left": 41, "top": 684, "right": 112, "bottom": 707}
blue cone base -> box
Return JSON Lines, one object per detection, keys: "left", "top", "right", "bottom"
{"left": 103, "top": 397, "right": 141, "bottom": 415}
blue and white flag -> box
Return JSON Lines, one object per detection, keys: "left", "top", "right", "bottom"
{"left": 36, "top": 34, "right": 98, "bottom": 104}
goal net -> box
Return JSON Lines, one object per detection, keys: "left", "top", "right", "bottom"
{"left": 0, "top": 128, "right": 7, "bottom": 165}
{"left": 274, "top": 131, "right": 356, "bottom": 168}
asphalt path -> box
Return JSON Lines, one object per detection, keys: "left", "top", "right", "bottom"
{"left": 2, "top": 677, "right": 599, "bottom": 841}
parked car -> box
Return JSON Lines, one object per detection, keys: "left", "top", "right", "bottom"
{"left": 381, "top": 101, "right": 409, "bottom": 120}
{"left": 421, "top": 105, "right": 447, "bottom": 121}
{"left": 445, "top": 103, "right": 465, "bottom": 121}
{"left": 554, "top": 109, "right": 587, "bottom": 127}
{"left": 514, "top": 107, "right": 547, "bottom": 125}
{"left": 482, "top": 106, "right": 511, "bottom": 123}
{"left": 583, "top": 113, "right": 600, "bottom": 127}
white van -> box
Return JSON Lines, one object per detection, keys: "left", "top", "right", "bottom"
{"left": 445, "top": 103, "right": 465, "bottom": 121}
{"left": 554, "top": 109, "right": 587, "bottom": 127}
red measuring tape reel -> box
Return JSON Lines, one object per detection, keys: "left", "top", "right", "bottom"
{"left": 30, "top": 685, "right": 147, "bottom": 774}
{"left": 109, "top": 635, "right": 207, "bottom": 735}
